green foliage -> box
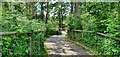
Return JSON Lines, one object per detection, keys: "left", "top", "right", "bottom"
{"left": 1, "top": 3, "right": 45, "bottom": 32}
{"left": 1, "top": 15, "right": 45, "bottom": 32}
{"left": 2, "top": 35, "right": 29, "bottom": 56}
{"left": 67, "top": 2, "right": 120, "bottom": 55}
{"left": 2, "top": 33, "right": 47, "bottom": 56}
{"left": 68, "top": 32, "right": 120, "bottom": 55}
{"left": 1, "top": 2, "right": 47, "bottom": 56}
{"left": 67, "top": 14, "right": 74, "bottom": 30}
{"left": 1, "top": 2, "right": 120, "bottom": 56}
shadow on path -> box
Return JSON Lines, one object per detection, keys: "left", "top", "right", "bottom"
{"left": 45, "top": 31, "right": 92, "bottom": 56}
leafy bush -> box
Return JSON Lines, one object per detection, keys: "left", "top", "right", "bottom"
{"left": 0, "top": 15, "right": 45, "bottom": 32}
{"left": 67, "top": 2, "right": 120, "bottom": 55}
{"left": 1, "top": 2, "right": 48, "bottom": 56}
{"left": 2, "top": 33, "right": 47, "bottom": 56}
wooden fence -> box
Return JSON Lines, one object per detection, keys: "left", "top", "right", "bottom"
{"left": 71, "top": 30, "right": 120, "bottom": 41}
{"left": 0, "top": 30, "right": 44, "bottom": 36}
{"left": 0, "top": 30, "right": 45, "bottom": 55}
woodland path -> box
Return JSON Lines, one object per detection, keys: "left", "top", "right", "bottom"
{"left": 45, "top": 31, "right": 93, "bottom": 56}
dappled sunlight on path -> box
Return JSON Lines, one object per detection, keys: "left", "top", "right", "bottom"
{"left": 45, "top": 31, "right": 91, "bottom": 55}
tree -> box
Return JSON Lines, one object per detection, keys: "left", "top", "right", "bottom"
{"left": 74, "top": 2, "right": 83, "bottom": 30}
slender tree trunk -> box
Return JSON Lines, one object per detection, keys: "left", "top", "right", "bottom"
{"left": 61, "top": 3, "right": 63, "bottom": 30}
{"left": 71, "top": 2, "right": 73, "bottom": 14}
{"left": 45, "top": 2, "right": 49, "bottom": 37}
{"left": 118, "top": 1, "right": 120, "bottom": 34}
{"left": 45, "top": 2, "right": 49, "bottom": 24}
{"left": 74, "top": 2, "right": 83, "bottom": 39}
{"left": 0, "top": 2, "right": 1, "bottom": 54}
{"left": 25, "top": 3, "right": 31, "bottom": 19}
{"left": 30, "top": 2, "right": 36, "bottom": 19}
{"left": 116, "top": 2, "right": 120, "bottom": 32}
{"left": 58, "top": 2, "right": 61, "bottom": 28}
{"left": 74, "top": 2, "right": 80, "bottom": 21}
{"left": 40, "top": 2, "right": 44, "bottom": 21}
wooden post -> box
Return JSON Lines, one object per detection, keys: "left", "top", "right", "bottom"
{"left": 0, "top": 2, "right": 2, "bottom": 56}
{"left": 82, "top": 31, "right": 83, "bottom": 38}
{"left": 0, "top": 36, "right": 2, "bottom": 56}
{"left": 73, "top": 30, "right": 76, "bottom": 40}
{"left": 71, "top": 29, "right": 75, "bottom": 40}
{"left": 71, "top": 29, "right": 73, "bottom": 39}
{"left": 29, "top": 33, "right": 32, "bottom": 56}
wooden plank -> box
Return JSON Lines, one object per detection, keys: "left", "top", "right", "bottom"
{"left": 0, "top": 30, "right": 44, "bottom": 36}
{"left": 74, "top": 30, "right": 95, "bottom": 33}
{"left": 97, "top": 32, "right": 120, "bottom": 41}
{"left": 74, "top": 30, "right": 120, "bottom": 41}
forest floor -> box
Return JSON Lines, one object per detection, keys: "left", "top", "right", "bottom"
{"left": 45, "top": 31, "right": 93, "bottom": 56}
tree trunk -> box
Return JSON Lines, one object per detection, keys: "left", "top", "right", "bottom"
{"left": 45, "top": 2, "right": 49, "bottom": 24}
{"left": 61, "top": 3, "right": 63, "bottom": 30}
{"left": 118, "top": 2, "right": 120, "bottom": 36}
{"left": 74, "top": 2, "right": 81, "bottom": 21}
{"left": 25, "top": 3, "right": 31, "bottom": 19}
{"left": 45, "top": 2, "right": 49, "bottom": 37}
{"left": 58, "top": 2, "right": 61, "bottom": 28}
{"left": 71, "top": 2, "right": 73, "bottom": 14}
{"left": 40, "top": 2, "right": 44, "bottom": 21}
{"left": 74, "top": 2, "right": 83, "bottom": 29}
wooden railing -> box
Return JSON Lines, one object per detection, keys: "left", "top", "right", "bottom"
{"left": 72, "top": 30, "right": 120, "bottom": 41}
{"left": 0, "top": 29, "right": 45, "bottom": 55}
{"left": 0, "top": 30, "right": 44, "bottom": 36}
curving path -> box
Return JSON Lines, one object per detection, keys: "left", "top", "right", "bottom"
{"left": 45, "top": 31, "right": 93, "bottom": 56}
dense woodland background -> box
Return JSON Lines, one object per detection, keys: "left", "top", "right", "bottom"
{"left": 0, "top": 1, "right": 120, "bottom": 56}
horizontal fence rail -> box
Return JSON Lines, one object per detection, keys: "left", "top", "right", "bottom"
{"left": 0, "top": 30, "right": 44, "bottom": 36}
{"left": 73, "top": 30, "right": 120, "bottom": 41}
{"left": 1, "top": 29, "right": 46, "bottom": 55}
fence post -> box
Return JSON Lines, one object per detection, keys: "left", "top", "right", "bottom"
{"left": 28, "top": 30, "right": 34, "bottom": 56}
{"left": 73, "top": 30, "right": 76, "bottom": 40}
{"left": 71, "top": 29, "right": 73, "bottom": 39}
{"left": 71, "top": 29, "right": 75, "bottom": 40}
{"left": 82, "top": 31, "right": 83, "bottom": 38}
{"left": 0, "top": 36, "right": 2, "bottom": 56}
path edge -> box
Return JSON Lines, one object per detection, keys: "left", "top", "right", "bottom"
{"left": 65, "top": 38, "right": 96, "bottom": 55}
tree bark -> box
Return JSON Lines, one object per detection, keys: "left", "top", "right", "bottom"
{"left": 45, "top": 2, "right": 49, "bottom": 24}
{"left": 40, "top": 2, "right": 44, "bottom": 21}
{"left": 45, "top": 2, "right": 49, "bottom": 37}
{"left": 58, "top": 2, "right": 61, "bottom": 28}
{"left": 71, "top": 2, "right": 73, "bottom": 14}
{"left": 74, "top": 2, "right": 82, "bottom": 29}
{"left": 118, "top": 2, "right": 120, "bottom": 36}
